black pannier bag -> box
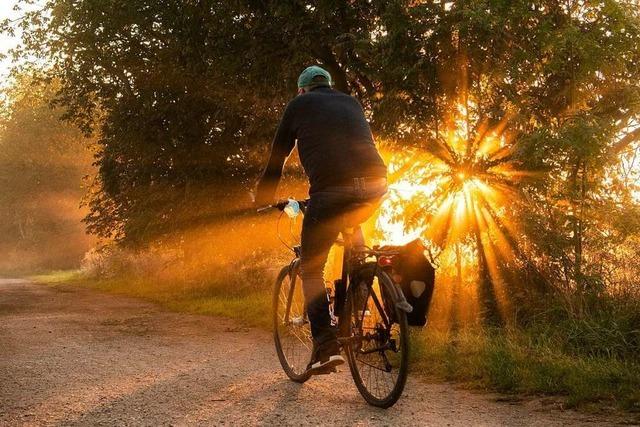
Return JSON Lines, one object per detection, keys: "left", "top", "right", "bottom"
{"left": 392, "top": 239, "right": 435, "bottom": 326}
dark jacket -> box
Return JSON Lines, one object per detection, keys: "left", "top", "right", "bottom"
{"left": 256, "top": 87, "right": 386, "bottom": 204}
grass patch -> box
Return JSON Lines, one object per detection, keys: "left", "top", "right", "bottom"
{"left": 29, "top": 265, "right": 278, "bottom": 332}
{"left": 412, "top": 328, "right": 640, "bottom": 411}
{"left": 29, "top": 269, "right": 85, "bottom": 284}
{"left": 69, "top": 273, "right": 274, "bottom": 329}
{"left": 167, "top": 293, "right": 270, "bottom": 328}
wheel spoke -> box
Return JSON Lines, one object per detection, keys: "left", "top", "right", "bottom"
{"left": 275, "top": 269, "right": 312, "bottom": 377}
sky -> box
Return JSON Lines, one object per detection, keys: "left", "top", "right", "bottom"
{"left": 0, "top": 1, "right": 22, "bottom": 80}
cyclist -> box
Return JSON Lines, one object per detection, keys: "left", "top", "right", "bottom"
{"left": 255, "top": 65, "right": 387, "bottom": 375}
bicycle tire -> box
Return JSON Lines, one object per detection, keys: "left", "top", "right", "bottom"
{"left": 343, "top": 266, "right": 409, "bottom": 408}
{"left": 273, "top": 261, "right": 312, "bottom": 383}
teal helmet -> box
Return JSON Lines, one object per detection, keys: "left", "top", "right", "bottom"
{"left": 297, "top": 65, "right": 332, "bottom": 88}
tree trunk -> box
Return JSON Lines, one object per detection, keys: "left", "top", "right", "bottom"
{"left": 449, "top": 242, "right": 463, "bottom": 330}
{"left": 570, "top": 159, "right": 585, "bottom": 290}
{"left": 475, "top": 229, "right": 501, "bottom": 326}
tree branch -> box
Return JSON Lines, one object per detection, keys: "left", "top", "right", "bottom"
{"left": 313, "top": 44, "right": 351, "bottom": 94}
{"left": 610, "top": 127, "right": 640, "bottom": 155}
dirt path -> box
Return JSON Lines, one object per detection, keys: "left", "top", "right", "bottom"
{"left": 0, "top": 279, "right": 633, "bottom": 426}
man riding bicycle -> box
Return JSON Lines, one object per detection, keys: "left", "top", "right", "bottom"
{"left": 255, "top": 65, "right": 387, "bottom": 375}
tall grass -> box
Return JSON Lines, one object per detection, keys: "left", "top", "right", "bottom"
{"left": 411, "top": 327, "right": 640, "bottom": 410}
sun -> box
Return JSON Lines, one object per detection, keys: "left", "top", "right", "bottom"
{"left": 376, "top": 103, "right": 520, "bottom": 251}
{"left": 373, "top": 98, "right": 529, "bottom": 324}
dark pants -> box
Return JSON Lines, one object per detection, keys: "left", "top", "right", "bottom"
{"left": 300, "top": 177, "right": 387, "bottom": 346}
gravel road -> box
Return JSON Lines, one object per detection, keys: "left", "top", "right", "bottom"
{"left": 0, "top": 279, "right": 634, "bottom": 426}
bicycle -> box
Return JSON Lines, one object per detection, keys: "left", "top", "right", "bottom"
{"left": 258, "top": 199, "right": 411, "bottom": 408}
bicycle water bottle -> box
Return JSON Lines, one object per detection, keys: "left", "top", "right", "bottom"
{"left": 284, "top": 199, "right": 300, "bottom": 218}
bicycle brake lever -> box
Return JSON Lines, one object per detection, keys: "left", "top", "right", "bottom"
{"left": 256, "top": 205, "right": 273, "bottom": 213}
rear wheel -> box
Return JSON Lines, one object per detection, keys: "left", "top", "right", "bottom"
{"left": 343, "top": 267, "right": 409, "bottom": 408}
{"left": 273, "top": 262, "right": 312, "bottom": 383}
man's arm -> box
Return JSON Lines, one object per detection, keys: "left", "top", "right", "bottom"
{"left": 255, "top": 103, "right": 296, "bottom": 206}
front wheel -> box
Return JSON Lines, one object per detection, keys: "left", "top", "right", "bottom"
{"left": 343, "top": 266, "right": 409, "bottom": 408}
{"left": 273, "top": 261, "right": 312, "bottom": 383}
